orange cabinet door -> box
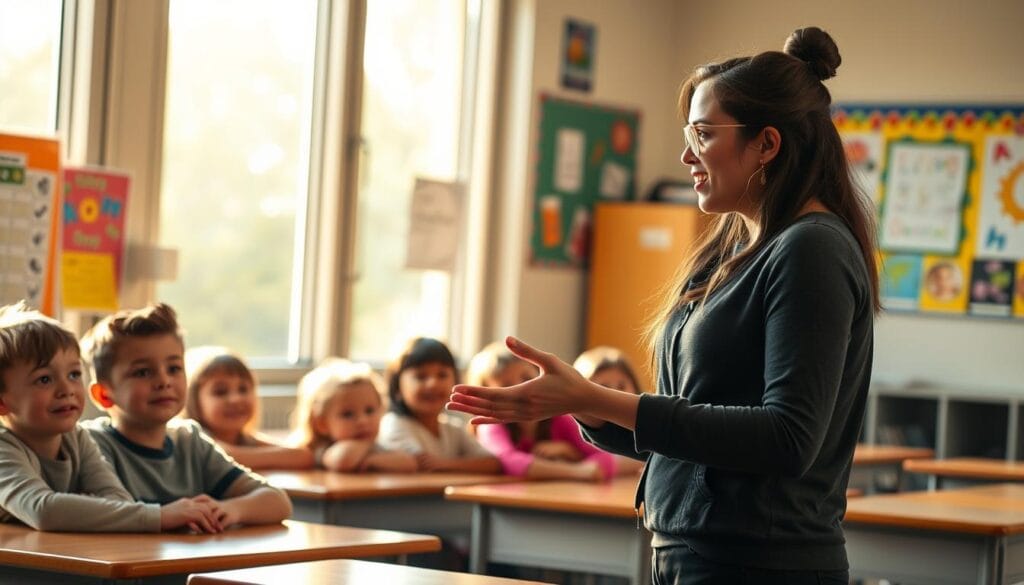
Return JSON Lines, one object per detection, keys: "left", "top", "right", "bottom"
{"left": 587, "top": 203, "right": 706, "bottom": 390}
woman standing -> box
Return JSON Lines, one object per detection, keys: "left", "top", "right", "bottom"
{"left": 449, "top": 26, "right": 879, "bottom": 584}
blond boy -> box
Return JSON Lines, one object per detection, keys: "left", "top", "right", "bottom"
{"left": 81, "top": 303, "right": 291, "bottom": 526}
{"left": 0, "top": 302, "right": 221, "bottom": 532}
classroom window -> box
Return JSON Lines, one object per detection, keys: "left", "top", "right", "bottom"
{"left": 0, "top": 0, "right": 64, "bottom": 134}
{"left": 157, "top": 0, "right": 319, "bottom": 361}
{"left": 347, "top": 0, "right": 470, "bottom": 361}
{"left": 147, "top": 0, "right": 489, "bottom": 370}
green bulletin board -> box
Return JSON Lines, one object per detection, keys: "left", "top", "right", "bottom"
{"left": 531, "top": 94, "right": 640, "bottom": 266}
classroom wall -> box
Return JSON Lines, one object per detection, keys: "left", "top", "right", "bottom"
{"left": 501, "top": 0, "right": 1024, "bottom": 393}
{"left": 671, "top": 0, "right": 1024, "bottom": 393}
{"left": 491, "top": 0, "right": 687, "bottom": 361}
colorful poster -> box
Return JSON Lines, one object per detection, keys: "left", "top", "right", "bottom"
{"left": 880, "top": 254, "right": 922, "bottom": 311}
{"left": 969, "top": 258, "right": 1014, "bottom": 317}
{"left": 61, "top": 167, "right": 130, "bottom": 311}
{"left": 918, "top": 256, "right": 968, "bottom": 313}
{"left": 841, "top": 131, "right": 885, "bottom": 203}
{"left": 975, "top": 136, "right": 1024, "bottom": 259}
{"left": 561, "top": 19, "right": 595, "bottom": 92}
{"left": 0, "top": 133, "right": 60, "bottom": 314}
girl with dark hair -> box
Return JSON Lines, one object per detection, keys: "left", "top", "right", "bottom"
{"left": 450, "top": 27, "right": 878, "bottom": 584}
{"left": 378, "top": 337, "right": 501, "bottom": 474}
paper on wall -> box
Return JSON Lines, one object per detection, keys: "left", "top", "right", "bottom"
{"left": 405, "top": 178, "right": 464, "bottom": 272}
{"left": 554, "top": 128, "right": 584, "bottom": 193}
{"left": 599, "top": 160, "right": 629, "bottom": 199}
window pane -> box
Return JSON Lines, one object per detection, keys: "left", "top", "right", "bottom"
{"left": 349, "top": 0, "right": 466, "bottom": 361}
{"left": 158, "top": 0, "right": 318, "bottom": 360}
{"left": 0, "top": 0, "right": 62, "bottom": 133}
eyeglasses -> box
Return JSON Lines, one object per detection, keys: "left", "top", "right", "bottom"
{"left": 682, "top": 123, "right": 747, "bottom": 156}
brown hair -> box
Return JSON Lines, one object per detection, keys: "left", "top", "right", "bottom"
{"left": 0, "top": 302, "right": 80, "bottom": 393}
{"left": 465, "top": 341, "right": 528, "bottom": 387}
{"left": 573, "top": 346, "right": 643, "bottom": 395}
{"left": 183, "top": 346, "right": 258, "bottom": 436}
{"left": 290, "top": 357, "right": 385, "bottom": 450}
{"left": 385, "top": 337, "right": 459, "bottom": 417}
{"left": 81, "top": 303, "right": 184, "bottom": 385}
{"left": 645, "top": 27, "right": 880, "bottom": 358}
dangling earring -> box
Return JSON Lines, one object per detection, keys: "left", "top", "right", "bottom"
{"left": 759, "top": 162, "right": 767, "bottom": 186}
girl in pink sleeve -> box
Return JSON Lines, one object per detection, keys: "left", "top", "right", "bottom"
{"left": 573, "top": 346, "right": 648, "bottom": 475}
{"left": 468, "top": 342, "right": 616, "bottom": 481}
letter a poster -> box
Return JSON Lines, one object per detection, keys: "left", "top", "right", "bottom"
{"left": 61, "top": 167, "right": 130, "bottom": 311}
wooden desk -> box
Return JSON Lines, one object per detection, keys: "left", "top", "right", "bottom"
{"left": 265, "top": 471, "right": 516, "bottom": 537}
{"left": 187, "top": 559, "right": 552, "bottom": 585}
{"left": 904, "top": 457, "right": 1024, "bottom": 489}
{"left": 850, "top": 443, "right": 935, "bottom": 492}
{"left": 0, "top": 519, "right": 439, "bottom": 585}
{"left": 844, "top": 484, "right": 1024, "bottom": 584}
{"left": 445, "top": 478, "right": 650, "bottom": 585}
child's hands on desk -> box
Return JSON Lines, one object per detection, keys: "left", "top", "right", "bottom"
{"left": 160, "top": 496, "right": 223, "bottom": 533}
{"left": 207, "top": 495, "right": 243, "bottom": 529}
{"left": 362, "top": 450, "right": 418, "bottom": 473}
{"left": 415, "top": 452, "right": 447, "bottom": 471}
{"left": 532, "top": 440, "right": 583, "bottom": 462}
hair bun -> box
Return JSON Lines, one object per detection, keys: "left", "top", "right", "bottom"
{"left": 783, "top": 27, "right": 840, "bottom": 81}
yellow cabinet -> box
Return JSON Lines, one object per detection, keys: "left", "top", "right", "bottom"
{"left": 586, "top": 203, "right": 707, "bottom": 390}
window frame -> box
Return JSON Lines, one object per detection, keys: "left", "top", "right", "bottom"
{"left": 61, "top": 0, "right": 499, "bottom": 385}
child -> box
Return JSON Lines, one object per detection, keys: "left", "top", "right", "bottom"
{"left": 184, "top": 346, "right": 315, "bottom": 470}
{"left": 290, "top": 358, "right": 416, "bottom": 472}
{"left": 0, "top": 302, "right": 223, "bottom": 533}
{"left": 572, "top": 345, "right": 645, "bottom": 395}
{"left": 81, "top": 303, "right": 292, "bottom": 527}
{"left": 468, "top": 341, "right": 616, "bottom": 481}
{"left": 573, "top": 345, "right": 647, "bottom": 474}
{"left": 377, "top": 337, "right": 501, "bottom": 474}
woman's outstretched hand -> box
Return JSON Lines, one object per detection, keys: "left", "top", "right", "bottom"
{"left": 447, "top": 336, "right": 589, "bottom": 425}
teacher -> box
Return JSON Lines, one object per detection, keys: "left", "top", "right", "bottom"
{"left": 449, "top": 26, "right": 879, "bottom": 585}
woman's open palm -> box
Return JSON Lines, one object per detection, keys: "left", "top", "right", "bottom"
{"left": 447, "top": 337, "right": 587, "bottom": 424}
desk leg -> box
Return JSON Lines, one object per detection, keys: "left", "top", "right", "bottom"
{"left": 981, "top": 536, "right": 1004, "bottom": 585}
{"left": 632, "top": 531, "right": 651, "bottom": 585}
{"left": 469, "top": 504, "right": 490, "bottom": 574}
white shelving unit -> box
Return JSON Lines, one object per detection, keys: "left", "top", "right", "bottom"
{"left": 865, "top": 386, "right": 1022, "bottom": 461}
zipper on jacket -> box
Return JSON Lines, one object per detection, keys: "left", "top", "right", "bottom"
{"left": 634, "top": 457, "right": 649, "bottom": 530}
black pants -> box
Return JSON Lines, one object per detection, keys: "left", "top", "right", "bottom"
{"left": 652, "top": 545, "right": 849, "bottom": 585}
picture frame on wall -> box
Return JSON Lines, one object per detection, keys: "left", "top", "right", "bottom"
{"left": 561, "top": 18, "right": 596, "bottom": 92}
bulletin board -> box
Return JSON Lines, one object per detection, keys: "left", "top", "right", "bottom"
{"left": 530, "top": 94, "right": 640, "bottom": 267}
{"left": 0, "top": 133, "right": 61, "bottom": 314}
{"left": 834, "top": 104, "right": 1024, "bottom": 318}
